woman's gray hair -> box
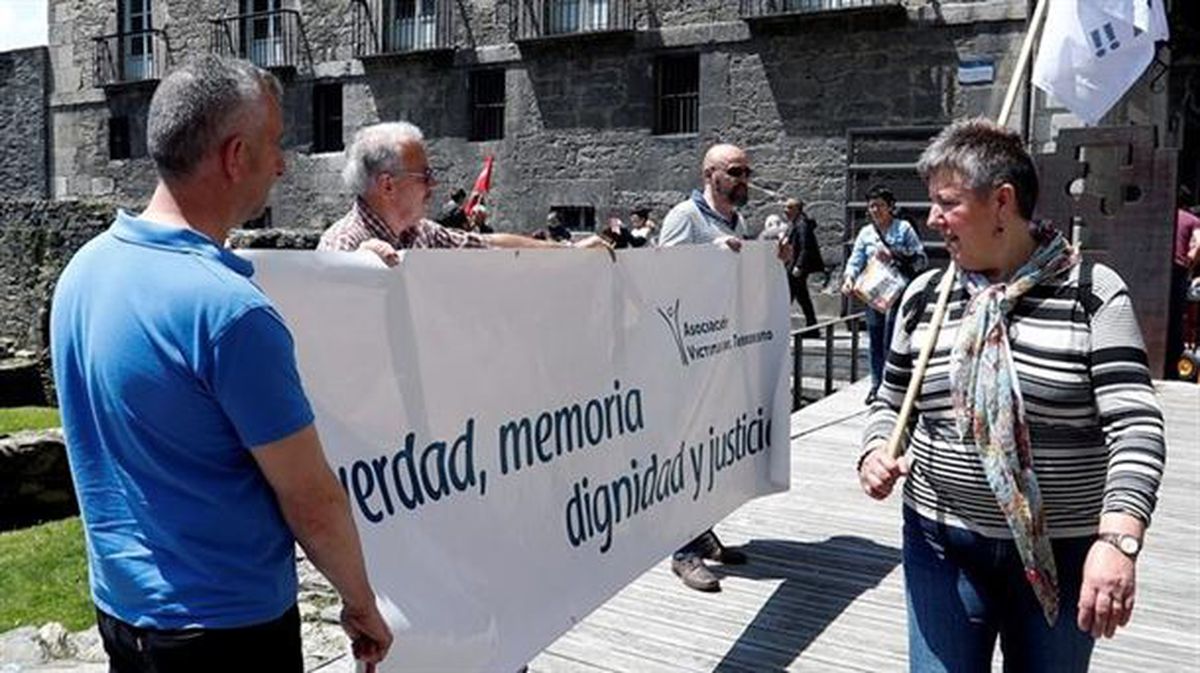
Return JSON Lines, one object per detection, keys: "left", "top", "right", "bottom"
{"left": 917, "top": 117, "right": 1039, "bottom": 220}
{"left": 342, "top": 122, "right": 425, "bottom": 197}
{"left": 147, "top": 55, "right": 281, "bottom": 181}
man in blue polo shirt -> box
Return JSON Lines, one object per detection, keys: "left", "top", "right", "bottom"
{"left": 51, "top": 56, "right": 392, "bottom": 671}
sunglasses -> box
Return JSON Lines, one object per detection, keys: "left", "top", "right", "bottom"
{"left": 723, "top": 166, "right": 752, "bottom": 179}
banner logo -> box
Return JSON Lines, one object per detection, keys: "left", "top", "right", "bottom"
{"left": 656, "top": 299, "right": 688, "bottom": 366}
{"left": 658, "top": 300, "right": 773, "bottom": 367}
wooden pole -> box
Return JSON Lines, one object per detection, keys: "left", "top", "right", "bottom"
{"left": 885, "top": 262, "right": 956, "bottom": 459}
{"left": 999, "top": 0, "right": 1050, "bottom": 127}
{"left": 883, "top": 0, "right": 1047, "bottom": 460}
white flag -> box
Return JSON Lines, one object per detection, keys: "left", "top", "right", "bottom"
{"left": 1032, "top": 0, "right": 1169, "bottom": 125}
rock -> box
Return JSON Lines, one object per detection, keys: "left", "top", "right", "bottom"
{"left": 0, "top": 626, "right": 45, "bottom": 665}
{"left": 0, "top": 429, "right": 77, "bottom": 530}
{"left": 0, "top": 356, "right": 46, "bottom": 407}
{"left": 319, "top": 606, "right": 341, "bottom": 624}
{"left": 226, "top": 228, "right": 321, "bottom": 250}
{"left": 300, "top": 620, "right": 350, "bottom": 671}
{"left": 36, "top": 622, "right": 71, "bottom": 659}
{"left": 67, "top": 626, "right": 105, "bottom": 663}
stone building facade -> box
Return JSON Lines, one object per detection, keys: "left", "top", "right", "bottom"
{"left": 0, "top": 47, "right": 51, "bottom": 200}
{"left": 40, "top": 0, "right": 1031, "bottom": 237}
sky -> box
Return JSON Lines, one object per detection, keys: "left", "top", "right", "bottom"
{"left": 0, "top": 0, "right": 48, "bottom": 51}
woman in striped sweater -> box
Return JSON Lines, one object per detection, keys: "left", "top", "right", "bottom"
{"left": 856, "top": 118, "right": 1166, "bottom": 673}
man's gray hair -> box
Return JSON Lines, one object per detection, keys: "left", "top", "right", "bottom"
{"left": 147, "top": 55, "right": 281, "bottom": 181}
{"left": 917, "top": 117, "right": 1039, "bottom": 220}
{"left": 342, "top": 122, "right": 425, "bottom": 197}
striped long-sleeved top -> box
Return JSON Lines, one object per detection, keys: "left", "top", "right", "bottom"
{"left": 863, "top": 262, "right": 1166, "bottom": 538}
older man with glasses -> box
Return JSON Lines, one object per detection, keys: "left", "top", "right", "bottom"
{"left": 320, "top": 122, "right": 603, "bottom": 264}
{"left": 657, "top": 143, "right": 754, "bottom": 592}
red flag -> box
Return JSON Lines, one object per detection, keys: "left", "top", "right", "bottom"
{"left": 464, "top": 155, "right": 494, "bottom": 216}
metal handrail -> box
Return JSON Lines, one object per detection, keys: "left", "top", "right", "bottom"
{"left": 512, "top": 0, "right": 634, "bottom": 42}
{"left": 350, "top": 0, "right": 456, "bottom": 57}
{"left": 349, "top": 0, "right": 381, "bottom": 57}
{"left": 92, "top": 28, "right": 170, "bottom": 86}
{"left": 208, "top": 9, "right": 312, "bottom": 71}
{"left": 790, "top": 311, "right": 866, "bottom": 411}
{"left": 740, "top": 0, "right": 903, "bottom": 19}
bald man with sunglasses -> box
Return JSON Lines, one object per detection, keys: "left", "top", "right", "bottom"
{"left": 658, "top": 144, "right": 752, "bottom": 250}
{"left": 657, "top": 143, "right": 754, "bottom": 592}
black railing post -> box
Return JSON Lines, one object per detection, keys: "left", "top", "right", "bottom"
{"left": 823, "top": 323, "right": 835, "bottom": 396}
{"left": 788, "top": 312, "right": 864, "bottom": 409}
{"left": 850, "top": 316, "right": 860, "bottom": 382}
{"left": 792, "top": 331, "right": 803, "bottom": 412}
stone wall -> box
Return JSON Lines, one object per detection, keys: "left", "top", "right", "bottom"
{"left": 0, "top": 200, "right": 112, "bottom": 352}
{"left": 0, "top": 47, "right": 50, "bottom": 200}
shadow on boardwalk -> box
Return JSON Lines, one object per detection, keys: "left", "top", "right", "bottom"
{"left": 711, "top": 536, "right": 900, "bottom": 672}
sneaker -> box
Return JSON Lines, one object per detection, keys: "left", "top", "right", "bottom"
{"left": 671, "top": 554, "right": 721, "bottom": 592}
{"left": 696, "top": 531, "right": 748, "bottom": 565}
{"left": 865, "top": 389, "right": 877, "bottom": 405}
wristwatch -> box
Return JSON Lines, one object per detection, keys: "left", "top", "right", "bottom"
{"left": 1097, "top": 532, "right": 1142, "bottom": 560}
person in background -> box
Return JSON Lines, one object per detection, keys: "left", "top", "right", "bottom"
{"left": 858, "top": 118, "right": 1165, "bottom": 672}
{"left": 468, "top": 203, "right": 495, "bottom": 234}
{"left": 841, "top": 184, "right": 927, "bottom": 403}
{"left": 781, "top": 198, "right": 826, "bottom": 327}
{"left": 657, "top": 143, "right": 753, "bottom": 593}
{"left": 630, "top": 207, "right": 657, "bottom": 247}
{"left": 1165, "top": 190, "right": 1200, "bottom": 378}
{"left": 436, "top": 187, "right": 468, "bottom": 230}
{"left": 50, "top": 56, "right": 392, "bottom": 672}
{"left": 599, "top": 215, "right": 635, "bottom": 249}
{"left": 546, "top": 210, "right": 573, "bottom": 242}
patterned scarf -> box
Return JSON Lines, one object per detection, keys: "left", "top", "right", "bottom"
{"left": 949, "top": 226, "right": 1079, "bottom": 626}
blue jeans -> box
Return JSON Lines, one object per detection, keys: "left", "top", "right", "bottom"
{"left": 865, "top": 305, "right": 897, "bottom": 392}
{"left": 903, "top": 506, "right": 1095, "bottom": 673}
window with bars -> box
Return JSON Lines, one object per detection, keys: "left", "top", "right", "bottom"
{"left": 543, "top": 0, "right": 611, "bottom": 35}
{"left": 469, "top": 69, "right": 505, "bottom": 142}
{"left": 119, "top": 0, "right": 154, "bottom": 81}
{"left": 654, "top": 53, "right": 699, "bottom": 136}
{"left": 387, "top": 0, "right": 438, "bottom": 51}
{"left": 311, "top": 82, "right": 343, "bottom": 153}
{"left": 550, "top": 205, "right": 596, "bottom": 233}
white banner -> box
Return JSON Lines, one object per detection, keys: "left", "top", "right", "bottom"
{"left": 247, "top": 242, "right": 792, "bottom": 672}
{"left": 1032, "top": 0, "right": 1168, "bottom": 125}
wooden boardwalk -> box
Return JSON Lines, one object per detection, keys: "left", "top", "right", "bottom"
{"left": 531, "top": 380, "right": 1200, "bottom": 673}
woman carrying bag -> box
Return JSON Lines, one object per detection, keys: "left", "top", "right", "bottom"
{"left": 841, "top": 184, "right": 928, "bottom": 403}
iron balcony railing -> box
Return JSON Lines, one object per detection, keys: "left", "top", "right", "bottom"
{"left": 351, "top": 0, "right": 455, "bottom": 57}
{"left": 791, "top": 312, "right": 867, "bottom": 411}
{"left": 512, "top": 0, "right": 633, "bottom": 42}
{"left": 740, "top": 0, "right": 904, "bottom": 19}
{"left": 93, "top": 28, "right": 169, "bottom": 87}
{"left": 209, "top": 9, "right": 310, "bottom": 71}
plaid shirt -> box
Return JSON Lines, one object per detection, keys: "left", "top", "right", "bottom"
{"left": 317, "top": 198, "right": 488, "bottom": 252}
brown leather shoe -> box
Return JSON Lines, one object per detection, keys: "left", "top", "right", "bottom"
{"left": 671, "top": 554, "right": 721, "bottom": 592}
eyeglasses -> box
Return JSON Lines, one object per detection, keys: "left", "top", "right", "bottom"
{"left": 396, "top": 167, "right": 435, "bottom": 185}
{"left": 723, "top": 166, "right": 753, "bottom": 180}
